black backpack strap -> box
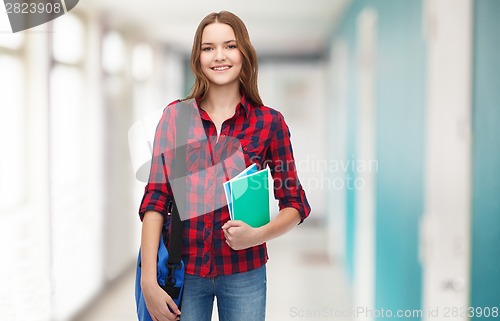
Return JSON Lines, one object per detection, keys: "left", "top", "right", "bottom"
{"left": 167, "top": 101, "right": 192, "bottom": 266}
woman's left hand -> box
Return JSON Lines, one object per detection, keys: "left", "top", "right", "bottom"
{"left": 222, "top": 220, "right": 263, "bottom": 250}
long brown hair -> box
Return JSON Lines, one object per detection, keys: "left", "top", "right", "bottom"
{"left": 186, "top": 11, "right": 263, "bottom": 106}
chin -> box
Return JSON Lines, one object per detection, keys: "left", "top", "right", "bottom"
{"left": 207, "top": 76, "right": 239, "bottom": 87}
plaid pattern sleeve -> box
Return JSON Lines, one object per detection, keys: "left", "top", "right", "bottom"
{"left": 266, "top": 111, "right": 311, "bottom": 223}
{"left": 138, "top": 96, "right": 310, "bottom": 277}
{"left": 139, "top": 102, "right": 177, "bottom": 220}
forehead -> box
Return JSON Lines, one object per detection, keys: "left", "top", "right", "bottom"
{"left": 201, "top": 22, "right": 236, "bottom": 43}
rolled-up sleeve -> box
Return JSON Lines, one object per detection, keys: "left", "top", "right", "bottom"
{"left": 138, "top": 104, "right": 176, "bottom": 220}
{"left": 267, "top": 112, "right": 311, "bottom": 223}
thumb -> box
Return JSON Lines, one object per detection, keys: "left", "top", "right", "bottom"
{"left": 222, "top": 220, "right": 243, "bottom": 230}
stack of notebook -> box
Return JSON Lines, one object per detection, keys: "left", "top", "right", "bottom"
{"left": 223, "top": 163, "right": 271, "bottom": 228}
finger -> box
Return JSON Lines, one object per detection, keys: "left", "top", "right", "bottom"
{"left": 154, "top": 299, "right": 180, "bottom": 321}
{"left": 222, "top": 220, "right": 242, "bottom": 229}
{"left": 165, "top": 295, "right": 181, "bottom": 316}
{"left": 226, "top": 239, "right": 240, "bottom": 250}
{"left": 158, "top": 308, "right": 178, "bottom": 321}
{"left": 152, "top": 312, "right": 167, "bottom": 321}
{"left": 224, "top": 229, "right": 236, "bottom": 242}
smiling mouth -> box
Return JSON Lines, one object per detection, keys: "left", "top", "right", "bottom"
{"left": 211, "top": 66, "right": 231, "bottom": 72}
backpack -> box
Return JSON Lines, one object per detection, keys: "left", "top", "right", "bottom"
{"left": 135, "top": 99, "right": 195, "bottom": 319}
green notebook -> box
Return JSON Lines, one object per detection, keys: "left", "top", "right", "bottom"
{"left": 224, "top": 164, "right": 271, "bottom": 228}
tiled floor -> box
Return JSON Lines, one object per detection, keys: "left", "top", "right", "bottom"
{"left": 73, "top": 221, "right": 352, "bottom": 321}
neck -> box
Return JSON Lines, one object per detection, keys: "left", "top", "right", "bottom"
{"left": 202, "top": 83, "right": 241, "bottom": 112}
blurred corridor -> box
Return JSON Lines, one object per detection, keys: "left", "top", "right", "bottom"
{"left": 1, "top": 0, "right": 500, "bottom": 321}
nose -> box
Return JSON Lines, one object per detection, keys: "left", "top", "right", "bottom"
{"left": 214, "top": 47, "right": 226, "bottom": 62}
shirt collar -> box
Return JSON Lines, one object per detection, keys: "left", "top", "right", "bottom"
{"left": 196, "top": 95, "right": 251, "bottom": 120}
{"left": 239, "top": 95, "right": 251, "bottom": 118}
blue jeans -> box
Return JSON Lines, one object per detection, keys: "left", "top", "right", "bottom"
{"left": 180, "top": 265, "right": 266, "bottom": 321}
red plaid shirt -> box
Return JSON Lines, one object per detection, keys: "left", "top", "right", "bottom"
{"left": 139, "top": 96, "right": 310, "bottom": 277}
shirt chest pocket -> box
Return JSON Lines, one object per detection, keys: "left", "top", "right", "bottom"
{"left": 184, "top": 139, "right": 210, "bottom": 174}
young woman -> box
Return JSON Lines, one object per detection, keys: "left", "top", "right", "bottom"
{"left": 139, "top": 11, "right": 310, "bottom": 321}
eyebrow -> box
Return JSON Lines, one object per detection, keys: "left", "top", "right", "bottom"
{"left": 201, "top": 40, "right": 237, "bottom": 46}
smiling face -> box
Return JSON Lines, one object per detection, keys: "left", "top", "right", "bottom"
{"left": 199, "top": 22, "right": 243, "bottom": 89}
{"left": 188, "top": 11, "right": 262, "bottom": 106}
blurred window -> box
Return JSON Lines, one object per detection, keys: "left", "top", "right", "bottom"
{"left": 102, "top": 31, "right": 125, "bottom": 74}
{"left": 49, "top": 65, "right": 84, "bottom": 187}
{"left": 49, "top": 14, "right": 102, "bottom": 320}
{"left": 52, "top": 14, "right": 84, "bottom": 64}
{"left": 0, "top": 55, "right": 25, "bottom": 212}
{"left": 50, "top": 13, "right": 86, "bottom": 205}
{"left": 132, "top": 43, "right": 154, "bottom": 81}
{"left": 0, "top": 33, "right": 24, "bottom": 50}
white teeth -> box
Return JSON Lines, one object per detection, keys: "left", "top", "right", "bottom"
{"left": 213, "top": 66, "right": 229, "bottom": 71}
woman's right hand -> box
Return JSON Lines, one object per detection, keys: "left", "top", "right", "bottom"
{"left": 142, "top": 281, "right": 181, "bottom": 321}
{"left": 140, "top": 211, "right": 180, "bottom": 320}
